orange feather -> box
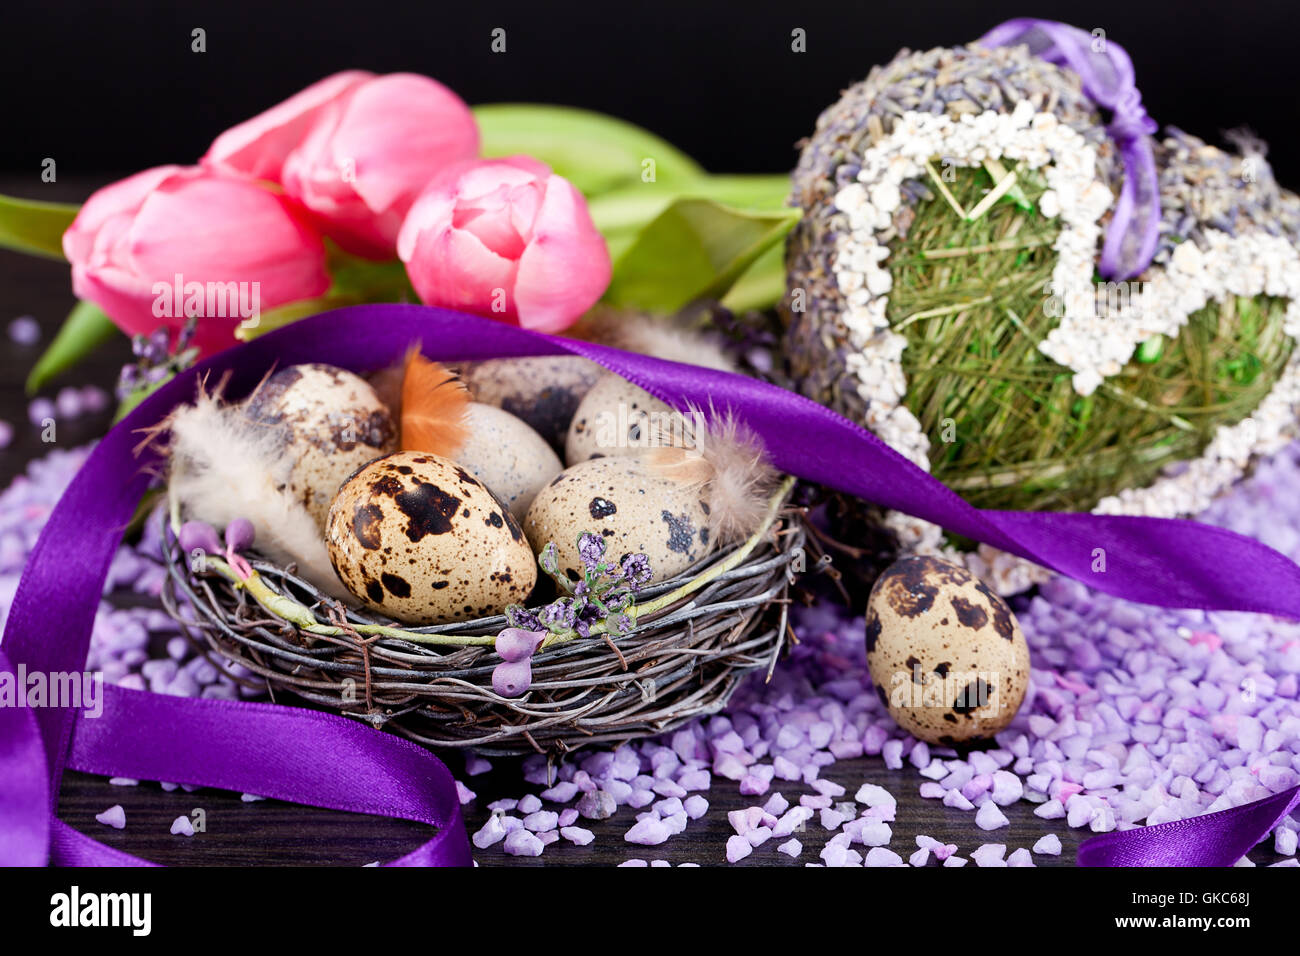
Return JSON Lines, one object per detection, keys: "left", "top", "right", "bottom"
{"left": 400, "top": 350, "right": 471, "bottom": 458}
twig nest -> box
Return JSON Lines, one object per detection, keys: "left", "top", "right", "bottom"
{"left": 865, "top": 556, "right": 1029, "bottom": 745}
{"left": 457, "top": 355, "right": 603, "bottom": 451}
{"left": 244, "top": 363, "right": 396, "bottom": 528}
{"left": 456, "top": 403, "right": 563, "bottom": 520}
{"left": 326, "top": 451, "right": 536, "bottom": 624}
{"left": 783, "top": 40, "right": 1300, "bottom": 594}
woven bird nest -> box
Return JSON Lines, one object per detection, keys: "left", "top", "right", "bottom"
{"left": 159, "top": 480, "right": 811, "bottom": 756}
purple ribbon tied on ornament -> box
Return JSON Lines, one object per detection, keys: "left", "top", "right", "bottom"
{"left": 981, "top": 18, "right": 1161, "bottom": 280}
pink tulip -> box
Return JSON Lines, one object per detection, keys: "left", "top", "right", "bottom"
{"left": 204, "top": 71, "right": 480, "bottom": 258}
{"left": 63, "top": 165, "right": 330, "bottom": 355}
{"left": 397, "top": 157, "right": 611, "bottom": 333}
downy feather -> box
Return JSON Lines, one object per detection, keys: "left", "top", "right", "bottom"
{"left": 164, "top": 385, "right": 348, "bottom": 599}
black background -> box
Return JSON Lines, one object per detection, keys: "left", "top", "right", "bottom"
{"left": 3, "top": 0, "right": 1300, "bottom": 184}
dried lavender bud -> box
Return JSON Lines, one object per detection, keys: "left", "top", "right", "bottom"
{"left": 506, "top": 605, "right": 541, "bottom": 631}
{"left": 603, "top": 588, "right": 633, "bottom": 612}
{"left": 224, "top": 517, "right": 255, "bottom": 553}
{"left": 178, "top": 520, "right": 221, "bottom": 555}
{"left": 538, "top": 541, "right": 560, "bottom": 577}
{"left": 537, "top": 599, "right": 577, "bottom": 631}
{"left": 492, "top": 659, "right": 532, "bottom": 698}
{"left": 577, "top": 532, "right": 606, "bottom": 572}
{"left": 495, "top": 627, "right": 545, "bottom": 662}
{"left": 620, "top": 553, "right": 652, "bottom": 590}
{"left": 115, "top": 363, "right": 142, "bottom": 400}
{"left": 607, "top": 613, "right": 634, "bottom": 637}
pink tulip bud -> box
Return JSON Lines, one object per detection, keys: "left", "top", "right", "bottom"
{"left": 492, "top": 659, "right": 533, "bottom": 698}
{"left": 397, "top": 157, "right": 612, "bottom": 333}
{"left": 204, "top": 72, "right": 480, "bottom": 258}
{"left": 62, "top": 166, "right": 330, "bottom": 356}
{"left": 495, "top": 627, "right": 545, "bottom": 662}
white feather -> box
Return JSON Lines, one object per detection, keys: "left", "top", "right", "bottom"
{"left": 648, "top": 408, "right": 781, "bottom": 546}
{"left": 165, "top": 388, "right": 348, "bottom": 599}
{"left": 575, "top": 309, "right": 737, "bottom": 373}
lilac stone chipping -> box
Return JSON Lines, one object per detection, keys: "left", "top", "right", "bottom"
{"left": 1032, "top": 834, "right": 1063, "bottom": 856}
{"left": 95, "top": 805, "right": 126, "bottom": 829}
{"left": 726, "top": 835, "right": 753, "bottom": 863}
{"left": 503, "top": 829, "right": 544, "bottom": 857}
{"left": 975, "top": 801, "right": 1010, "bottom": 831}
{"left": 865, "top": 847, "right": 904, "bottom": 867}
{"left": 624, "top": 817, "right": 670, "bottom": 846}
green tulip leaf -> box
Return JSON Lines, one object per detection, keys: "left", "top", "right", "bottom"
{"left": 720, "top": 242, "right": 788, "bottom": 313}
{"left": 26, "top": 300, "right": 120, "bottom": 395}
{"left": 235, "top": 296, "right": 347, "bottom": 342}
{"left": 474, "top": 104, "right": 706, "bottom": 196}
{"left": 603, "top": 198, "right": 800, "bottom": 313}
{"left": 0, "top": 193, "right": 79, "bottom": 260}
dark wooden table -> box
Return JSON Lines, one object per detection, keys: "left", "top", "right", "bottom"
{"left": 3, "top": 177, "right": 1284, "bottom": 868}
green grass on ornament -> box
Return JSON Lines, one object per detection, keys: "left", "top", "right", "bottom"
{"left": 888, "top": 164, "right": 1292, "bottom": 514}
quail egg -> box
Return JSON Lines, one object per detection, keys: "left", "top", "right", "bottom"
{"left": 459, "top": 356, "right": 602, "bottom": 451}
{"left": 244, "top": 363, "right": 396, "bottom": 529}
{"left": 524, "top": 455, "right": 713, "bottom": 585}
{"left": 865, "top": 555, "right": 1030, "bottom": 745}
{"left": 565, "top": 372, "right": 688, "bottom": 465}
{"left": 456, "top": 403, "right": 563, "bottom": 521}
{"left": 326, "top": 451, "right": 537, "bottom": 624}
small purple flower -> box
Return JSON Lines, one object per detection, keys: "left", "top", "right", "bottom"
{"left": 620, "top": 553, "right": 652, "bottom": 590}
{"left": 538, "top": 542, "right": 559, "bottom": 576}
{"left": 537, "top": 599, "right": 577, "bottom": 631}
{"left": 577, "top": 532, "right": 606, "bottom": 572}
{"left": 178, "top": 521, "right": 221, "bottom": 555}
{"left": 506, "top": 605, "right": 542, "bottom": 631}
{"left": 604, "top": 588, "right": 633, "bottom": 612}
{"left": 492, "top": 659, "right": 532, "bottom": 697}
{"left": 495, "top": 627, "right": 545, "bottom": 662}
{"left": 224, "top": 517, "right": 255, "bottom": 553}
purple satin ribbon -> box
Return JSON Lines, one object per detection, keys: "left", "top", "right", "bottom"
{"left": 4, "top": 303, "right": 1300, "bottom": 866}
{"left": 981, "top": 18, "right": 1161, "bottom": 280}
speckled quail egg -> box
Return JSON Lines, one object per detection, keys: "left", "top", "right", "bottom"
{"left": 244, "top": 363, "right": 396, "bottom": 529}
{"left": 326, "top": 451, "right": 537, "bottom": 624}
{"left": 456, "top": 403, "right": 563, "bottom": 521}
{"left": 524, "top": 455, "right": 712, "bottom": 585}
{"left": 865, "top": 555, "right": 1030, "bottom": 746}
{"left": 458, "top": 356, "right": 602, "bottom": 451}
{"left": 565, "top": 372, "right": 685, "bottom": 465}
